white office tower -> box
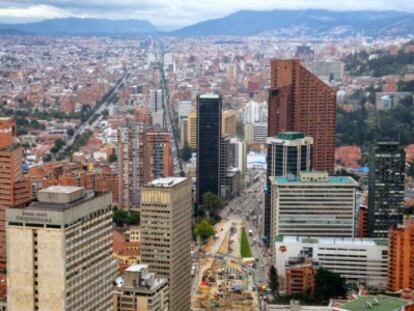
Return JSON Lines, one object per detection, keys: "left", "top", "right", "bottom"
{"left": 7, "top": 186, "right": 116, "bottom": 311}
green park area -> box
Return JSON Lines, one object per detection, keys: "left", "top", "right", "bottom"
{"left": 240, "top": 227, "right": 252, "bottom": 258}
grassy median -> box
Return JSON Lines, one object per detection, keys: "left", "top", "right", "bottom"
{"left": 240, "top": 227, "right": 252, "bottom": 258}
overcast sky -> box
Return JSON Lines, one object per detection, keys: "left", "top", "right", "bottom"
{"left": 0, "top": 0, "right": 413, "bottom": 28}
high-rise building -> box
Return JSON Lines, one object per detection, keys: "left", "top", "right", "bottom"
{"left": 143, "top": 130, "right": 173, "bottom": 183}
{"left": 244, "top": 122, "right": 267, "bottom": 145}
{"left": 229, "top": 137, "right": 247, "bottom": 173}
{"left": 0, "top": 117, "right": 32, "bottom": 269}
{"left": 368, "top": 142, "right": 405, "bottom": 238}
{"left": 186, "top": 111, "right": 197, "bottom": 149}
{"left": 270, "top": 172, "right": 357, "bottom": 244}
{"left": 7, "top": 186, "right": 115, "bottom": 311}
{"left": 118, "top": 121, "right": 144, "bottom": 209}
{"left": 268, "top": 59, "right": 336, "bottom": 174}
{"left": 140, "top": 177, "right": 192, "bottom": 311}
{"left": 113, "top": 264, "right": 169, "bottom": 311}
{"left": 149, "top": 89, "right": 163, "bottom": 113}
{"left": 196, "top": 94, "right": 222, "bottom": 206}
{"left": 388, "top": 222, "right": 414, "bottom": 292}
{"left": 263, "top": 132, "right": 313, "bottom": 242}
{"left": 222, "top": 110, "right": 237, "bottom": 138}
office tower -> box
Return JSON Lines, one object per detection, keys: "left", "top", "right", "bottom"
{"left": 275, "top": 236, "right": 388, "bottom": 289}
{"left": 388, "top": 222, "right": 414, "bottom": 292}
{"left": 368, "top": 142, "right": 405, "bottom": 237}
{"left": 229, "top": 137, "right": 247, "bottom": 173}
{"left": 270, "top": 172, "right": 357, "bottom": 244}
{"left": 222, "top": 110, "right": 237, "bottom": 138}
{"left": 7, "top": 186, "right": 115, "bottom": 311}
{"left": 263, "top": 131, "right": 313, "bottom": 243}
{"left": 113, "top": 264, "right": 169, "bottom": 311}
{"left": 140, "top": 178, "right": 192, "bottom": 311}
{"left": 143, "top": 130, "right": 173, "bottom": 183}
{"left": 0, "top": 117, "right": 32, "bottom": 270}
{"left": 186, "top": 111, "right": 197, "bottom": 149}
{"left": 244, "top": 122, "right": 267, "bottom": 145}
{"left": 268, "top": 59, "right": 336, "bottom": 174}
{"left": 178, "top": 100, "right": 192, "bottom": 126}
{"left": 196, "top": 94, "right": 222, "bottom": 206}
{"left": 118, "top": 121, "right": 144, "bottom": 209}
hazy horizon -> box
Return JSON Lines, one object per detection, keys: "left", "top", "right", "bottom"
{"left": 1, "top": 0, "right": 414, "bottom": 28}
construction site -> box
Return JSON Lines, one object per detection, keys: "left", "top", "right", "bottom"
{"left": 192, "top": 217, "right": 259, "bottom": 311}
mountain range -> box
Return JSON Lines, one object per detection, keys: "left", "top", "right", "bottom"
{"left": 0, "top": 18, "right": 157, "bottom": 35}
{"left": 172, "top": 10, "right": 414, "bottom": 37}
{"left": 1, "top": 10, "right": 414, "bottom": 37}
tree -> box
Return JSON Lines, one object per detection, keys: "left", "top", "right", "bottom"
{"left": 67, "top": 127, "right": 75, "bottom": 137}
{"left": 108, "top": 153, "right": 117, "bottom": 163}
{"left": 51, "top": 139, "right": 66, "bottom": 153}
{"left": 194, "top": 218, "right": 215, "bottom": 243}
{"left": 180, "top": 142, "right": 193, "bottom": 162}
{"left": 268, "top": 265, "right": 279, "bottom": 299}
{"left": 113, "top": 208, "right": 128, "bottom": 227}
{"left": 127, "top": 211, "right": 140, "bottom": 225}
{"left": 314, "top": 268, "right": 347, "bottom": 303}
{"left": 202, "top": 192, "right": 225, "bottom": 216}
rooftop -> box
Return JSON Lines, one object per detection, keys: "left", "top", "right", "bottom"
{"left": 276, "top": 131, "right": 305, "bottom": 140}
{"left": 147, "top": 177, "right": 187, "bottom": 187}
{"left": 277, "top": 236, "right": 388, "bottom": 247}
{"left": 272, "top": 175, "right": 357, "bottom": 186}
{"left": 126, "top": 264, "right": 148, "bottom": 273}
{"left": 339, "top": 295, "right": 409, "bottom": 311}
{"left": 38, "top": 186, "right": 85, "bottom": 204}
{"left": 199, "top": 93, "right": 220, "bottom": 99}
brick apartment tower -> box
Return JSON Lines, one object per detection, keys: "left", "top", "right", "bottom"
{"left": 268, "top": 59, "right": 336, "bottom": 174}
{"left": 388, "top": 222, "right": 414, "bottom": 292}
{"left": 143, "top": 130, "right": 173, "bottom": 184}
{"left": 0, "top": 117, "right": 32, "bottom": 270}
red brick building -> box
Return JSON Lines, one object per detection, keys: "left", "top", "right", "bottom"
{"left": 0, "top": 118, "right": 32, "bottom": 269}
{"left": 268, "top": 59, "right": 336, "bottom": 174}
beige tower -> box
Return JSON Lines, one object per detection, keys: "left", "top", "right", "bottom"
{"left": 140, "top": 177, "right": 192, "bottom": 311}
{"left": 6, "top": 186, "right": 116, "bottom": 311}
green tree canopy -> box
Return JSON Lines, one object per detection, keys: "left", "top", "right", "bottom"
{"left": 202, "top": 192, "right": 225, "bottom": 216}
{"left": 194, "top": 218, "right": 215, "bottom": 243}
{"left": 268, "top": 265, "right": 279, "bottom": 299}
{"left": 314, "top": 268, "right": 347, "bottom": 303}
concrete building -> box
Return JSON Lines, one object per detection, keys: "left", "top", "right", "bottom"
{"left": 118, "top": 121, "right": 144, "bottom": 209}
{"left": 229, "top": 137, "right": 247, "bottom": 173}
{"left": 270, "top": 172, "right": 358, "bottom": 245}
{"left": 264, "top": 132, "right": 313, "bottom": 243}
{"left": 113, "top": 264, "right": 169, "bottom": 311}
{"left": 241, "top": 101, "right": 267, "bottom": 124}
{"left": 275, "top": 236, "right": 388, "bottom": 289}
{"left": 140, "top": 177, "right": 192, "bottom": 311}
{"left": 149, "top": 89, "right": 163, "bottom": 113}
{"left": 143, "top": 130, "right": 173, "bottom": 184}
{"left": 368, "top": 142, "right": 405, "bottom": 237}
{"left": 0, "top": 117, "right": 32, "bottom": 270}
{"left": 7, "top": 186, "right": 116, "bottom": 311}
{"left": 268, "top": 59, "right": 336, "bottom": 174}
{"left": 222, "top": 109, "right": 237, "bottom": 138}
{"left": 245, "top": 122, "right": 267, "bottom": 144}
{"left": 375, "top": 92, "right": 412, "bottom": 110}
{"left": 186, "top": 111, "right": 197, "bottom": 149}
{"left": 388, "top": 222, "right": 414, "bottom": 292}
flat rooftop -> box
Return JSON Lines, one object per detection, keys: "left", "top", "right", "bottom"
{"left": 339, "top": 295, "right": 409, "bottom": 311}
{"left": 272, "top": 175, "right": 357, "bottom": 185}
{"left": 277, "top": 236, "right": 388, "bottom": 247}
{"left": 126, "top": 264, "right": 149, "bottom": 273}
{"left": 147, "top": 177, "right": 187, "bottom": 187}
{"left": 199, "top": 93, "right": 219, "bottom": 99}
{"left": 39, "top": 186, "right": 83, "bottom": 194}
